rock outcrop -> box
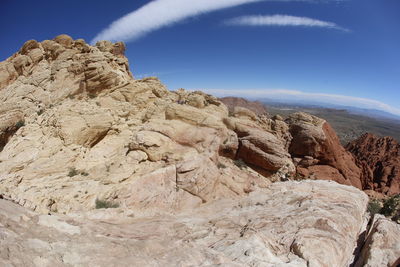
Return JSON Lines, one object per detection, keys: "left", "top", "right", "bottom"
{"left": 219, "top": 96, "right": 268, "bottom": 116}
{"left": 355, "top": 215, "right": 400, "bottom": 267}
{"left": 287, "top": 112, "right": 362, "bottom": 189}
{"left": 0, "top": 35, "right": 398, "bottom": 266}
{"left": 0, "top": 35, "right": 294, "bottom": 214}
{"left": 0, "top": 180, "right": 370, "bottom": 266}
{"left": 347, "top": 133, "right": 400, "bottom": 196}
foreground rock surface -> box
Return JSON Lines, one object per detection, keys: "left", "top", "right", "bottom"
{"left": 0, "top": 180, "right": 369, "bottom": 267}
{"left": 347, "top": 133, "right": 400, "bottom": 196}
{"left": 355, "top": 215, "right": 400, "bottom": 267}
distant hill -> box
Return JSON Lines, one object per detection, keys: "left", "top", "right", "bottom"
{"left": 257, "top": 98, "right": 400, "bottom": 122}
{"left": 264, "top": 102, "right": 400, "bottom": 145}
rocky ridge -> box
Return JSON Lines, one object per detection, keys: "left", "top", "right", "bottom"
{"left": 219, "top": 96, "right": 268, "bottom": 116}
{"left": 347, "top": 133, "right": 400, "bottom": 196}
{"left": 0, "top": 35, "right": 399, "bottom": 266}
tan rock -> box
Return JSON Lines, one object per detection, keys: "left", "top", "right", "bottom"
{"left": 53, "top": 34, "right": 74, "bottom": 48}
{"left": 355, "top": 215, "right": 400, "bottom": 267}
{"left": 20, "top": 39, "right": 40, "bottom": 55}
{"left": 237, "top": 128, "right": 294, "bottom": 172}
{"left": 0, "top": 180, "right": 369, "bottom": 266}
{"left": 233, "top": 106, "right": 257, "bottom": 121}
{"left": 0, "top": 37, "right": 383, "bottom": 267}
{"left": 165, "top": 103, "right": 225, "bottom": 129}
{"left": 0, "top": 61, "right": 18, "bottom": 88}
{"left": 55, "top": 103, "right": 114, "bottom": 147}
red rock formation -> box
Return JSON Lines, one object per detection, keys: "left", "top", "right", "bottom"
{"left": 219, "top": 97, "right": 268, "bottom": 116}
{"left": 288, "top": 112, "right": 362, "bottom": 189}
{"left": 347, "top": 133, "right": 400, "bottom": 195}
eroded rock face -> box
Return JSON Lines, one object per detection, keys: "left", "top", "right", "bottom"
{"left": 0, "top": 180, "right": 369, "bottom": 267}
{"left": 355, "top": 215, "right": 400, "bottom": 267}
{"left": 347, "top": 133, "right": 400, "bottom": 196}
{"left": 287, "top": 112, "right": 362, "bottom": 189}
{"left": 0, "top": 35, "right": 293, "bottom": 214}
{"left": 219, "top": 96, "right": 268, "bottom": 116}
{"left": 0, "top": 35, "right": 398, "bottom": 266}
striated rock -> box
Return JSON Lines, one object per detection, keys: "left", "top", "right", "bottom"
{"left": 288, "top": 112, "right": 362, "bottom": 189}
{"left": 223, "top": 115, "right": 295, "bottom": 175}
{"left": 53, "top": 34, "right": 74, "bottom": 48}
{"left": 219, "top": 96, "right": 268, "bottom": 115}
{"left": 20, "top": 39, "right": 40, "bottom": 55}
{"left": 0, "top": 61, "right": 18, "bottom": 89}
{"left": 0, "top": 35, "right": 398, "bottom": 266}
{"left": 347, "top": 133, "right": 400, "bottom": 195}
{"left": 0, "top": 36, "right": 287, "bottom": 214}
{"left": 355, "top": 215, "right": 400, "bottom": 267}
{"left": 232, "top": 106, "right": 258, "bottom": 121}
{"left": 237, "top": 127, "right": 294, "bottom": 173}
{"left": 0, "top": 180, "right": 369, "bottom": 266}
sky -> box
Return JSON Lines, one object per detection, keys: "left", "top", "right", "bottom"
{"left": 1, "top": 0, "right": 400, "bottom": 115}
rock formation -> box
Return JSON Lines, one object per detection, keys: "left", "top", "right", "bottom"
{"left": 0, "top": 35, "right": 398, "bottom": 266}
{"left": 0, "top": 35, "right": 293, "bottom": 214}
{"left": 0, "top": 180, "right": 371, "bottom": 266}
{"left": 355, "top": 215, "right": 400, "bottom": 267}
{"left": 347, "top": 133, "right": 400, "bottom": 196}
{"left": 219, "top": 96, "right": 268, "bottom": 116}
{"left": 287, "top": 112, "right": 362, "bottom": 189}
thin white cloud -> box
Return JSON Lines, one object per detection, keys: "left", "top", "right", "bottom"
{"left": 92, "top": 0, "right": 322, "bottom": 44}
{"left": 199, "top": 89, "right": 400, "bottom": 116}
{"left": 224, "top": 15, "right": 350, "bottom": 31}
{"left": 91, "top": 0, "right": 267, "bottom": 44}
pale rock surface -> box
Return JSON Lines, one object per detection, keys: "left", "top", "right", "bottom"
{"left": 0, "top": 180, "right": 369, "bottom": 267}
{"left": 0, "top": 35, "right": 285, "bottom": 214}
{"left": 355, "top": 215, "right": 400, "bottom": 267}
{"left": 1, "top": 35, "right": 397, "bottom": 267}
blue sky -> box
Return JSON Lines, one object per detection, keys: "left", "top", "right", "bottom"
{"left": 1, "top": 0, "right": 400, "bottom": 115}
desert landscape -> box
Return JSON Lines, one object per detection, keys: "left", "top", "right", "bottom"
{"left": 0, "top": 35, "right": 399, "bottom": 266}
{"left": 265, "top": 103, "right": 400, "bottom": 145}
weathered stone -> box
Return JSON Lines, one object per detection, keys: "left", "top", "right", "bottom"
{"left": 20, "top": 39, "right": 40, "bottom": 55}
{"left": 0, "top": 180, "right": 369, "bottom": 267}
{"left": 53, "top": 34, "right": 74, "bottom": 48}
{"left": 288, "top": 112, "right": 362, "bottom": 189}
{"left": 347, "top": 133, "right": 400, "bottom": 195}
{"left": 355, "top": 215, "right": 400, "bottom": 267}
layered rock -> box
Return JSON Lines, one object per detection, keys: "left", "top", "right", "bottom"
{"left": 0, "top": 35, "right": 399, "bottom": 266}
{"left": 355, "top": 215, "right": 400, "bottom": 267}
{"left": 287, "top": 112, "right": 362, "bottom": 189}
{"left": 0, "top": 180, "right": 369, "bottom": 266}
{"left": 347, "top": 133, "right": 400, "bottom": 196}
{"left": 0, "top": 35, "right": 294, "bottom": 214}
{"left": 219, "top": 96, "right": 268, "bottom": 116}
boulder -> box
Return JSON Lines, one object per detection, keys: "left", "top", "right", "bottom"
{"left": 219, "top": 96, "right": 268, "bottom": 115}
{"left": 355, "top": 215, "right": 400, "bottom": 267}
{"left": 287, "top": 112, "right": 362, "bottom": 189}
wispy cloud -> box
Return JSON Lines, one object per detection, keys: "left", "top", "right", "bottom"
{"left": 199, "top": 89, "right": 400, "bottom": 116}
{"left": 224, "top": 15, "right": 350, "bottom": 31}
{"left": 91, "top": 0, "right": 308, "bottom": 44}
